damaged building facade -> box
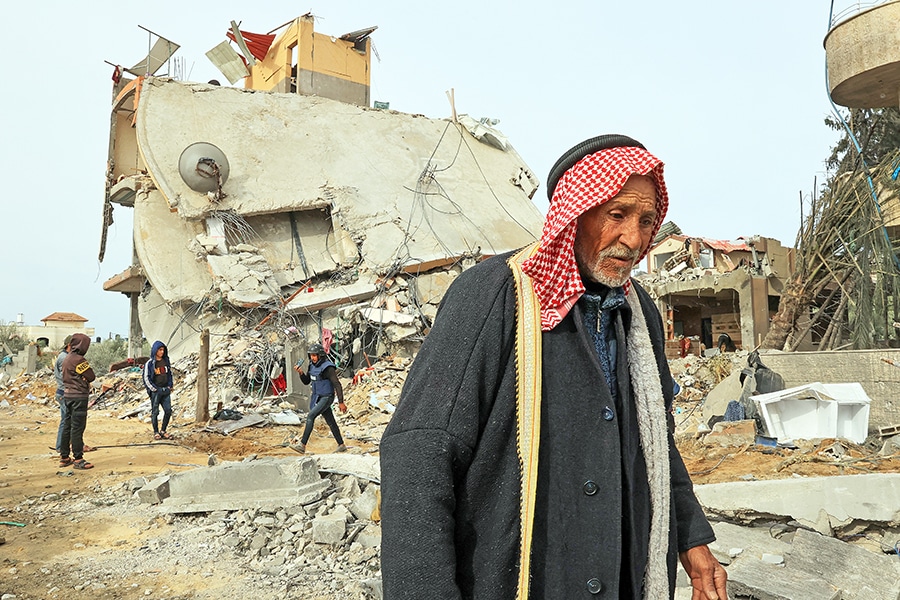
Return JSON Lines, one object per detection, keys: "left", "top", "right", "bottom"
{"left": 638, "top": 226, "right": 801, "bottom": 356}
{"left": 99, "top": 14, "right": 543, "bottom": 402}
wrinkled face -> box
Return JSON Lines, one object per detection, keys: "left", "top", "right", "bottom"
{"left": 574, "top": 174, "right": 658, "bottom": 287}
{"left": 155, "top": 346, "right": 165, "bottom": 360}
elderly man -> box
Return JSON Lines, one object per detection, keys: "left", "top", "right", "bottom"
{"left": 380, "top": 135, "right": 726, "bottom": 599}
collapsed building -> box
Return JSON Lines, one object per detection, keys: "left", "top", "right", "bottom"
{"left": 98, "top": 14, "right": 543, "bottom": 401}
{"left": 638, "top": 224, "right": 802, "bottom": 357}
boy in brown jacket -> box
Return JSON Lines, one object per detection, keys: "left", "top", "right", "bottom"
{"left": 60, "top": 333, "right": 96, "bottom": 469}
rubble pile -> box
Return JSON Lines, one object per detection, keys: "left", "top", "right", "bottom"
{"left": 5, "top": 458, "right": 384, "bottom": 600}
{"left": 670, "top": 351, "right": 745, "bottom": 402}
{"left": 668, "top": 350, "right": 747, "bottom": 435}
{"left": 340, "top": 355, "right": 411, "bottom": 445}
{"left": 136, "top": 456, "right": 384, "bottom": 599}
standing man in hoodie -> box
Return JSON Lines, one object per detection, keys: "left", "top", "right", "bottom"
{"left": 60, "top": 333, "right": 96, "bottom": 470}
{"left": 54, "top": 335, "right": 96, "bottom": 458}
{"left": 143, "top": 341, "right": 174, "bottom": 440}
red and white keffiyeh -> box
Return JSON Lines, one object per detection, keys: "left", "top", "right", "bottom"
{"left": 521, "top": 146, "right": 669, "bottom": 331}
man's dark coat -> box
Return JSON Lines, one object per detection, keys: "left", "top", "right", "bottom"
{"left": 380, "top": 253, "right": 714, "bottom": 599}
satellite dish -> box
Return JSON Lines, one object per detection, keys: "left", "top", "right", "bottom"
{"left": 178, "top": 142, "right": 230, "bottom": 194}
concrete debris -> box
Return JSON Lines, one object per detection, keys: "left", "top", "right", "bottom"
{"left": 719, "top": 525, "right": 900, "bottom": 600}
{"left": 695, "top": 473, "right": 900, "bottom": 534}
{"left": 150, "top": 457, "right": 332, "bottom": 514}
{"left": 127, "top": 456, "right": 383, "bottom": 597}
{"left": 705, "top": 419, "right": 757, "bottom": 447}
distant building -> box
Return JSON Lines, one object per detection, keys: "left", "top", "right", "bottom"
{"left": 19, "top": 312, "right": 96, "bottom": 349}
{"left": 637, "top": 226, "right": 805, "bottom": 357}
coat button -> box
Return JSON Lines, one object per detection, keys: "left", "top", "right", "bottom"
{"left": 583, "top": 480, "right": 598, "bottom": 496}
{"left": 587, "top": 578, "right": 603, "bottom": 594}
{"left": 602, "top": 406, "right": 615, "bottom": 421}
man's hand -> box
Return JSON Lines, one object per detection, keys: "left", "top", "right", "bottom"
{"left": 293, "top": 363, "right": 304, "bottom": 376}
{"left": 679, "top": 544, "right": 727, "bottom": 600}
{"left": 338, "top": 401, "right": 347, "bottom": 414}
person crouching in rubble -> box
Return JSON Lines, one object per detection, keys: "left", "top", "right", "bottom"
{"left": 143, "top": 341, "right": 174, "bottom": 440}
{"left": 60, "top": 333, "right": 96, "bottom": 470}
{"left": 292, "top": 342, "right": 347, "bottom": 453}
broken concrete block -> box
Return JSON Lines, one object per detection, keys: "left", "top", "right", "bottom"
{"left": 126, "top": 476, "right": 149, "bottom": 492}
{"left": 355, "top": 523, "right": 381, "bottom": 549}
{"left": 137, "top": 476, "right": 171, "bottom": 505}
{"left": 329, "top": 505, "right": 353, "bottom": 523}
{"left": 412, "top": 270, "right": 458, "bottom": 305}
{"left": 787, "top": 528, "right": 900, "bottom": 600}
{"left": 311, "top": 515, "right": 346, "bottom": 545}
{"left": 385, "top": 323, "right": 418, "bottom": 342}
{"left": 159, "top": 457, "right": 330, "bottom": 513}
{"left": 705, "top": 419, "right": 756, "bottom": 447}
{"left": 335, "top": 475, "right": 361, "bottom": 499}
{"left": 360, "top": 307, "right": 415, "bottom": 326}
{"left": 314, "top": 453, "right": 381, "bottom": 483}
{"left": 880, "top": 433, "right": 900, "bottom": 456}
{"left": 701, "top": 370, "right": 743, "bottom": 425}
{"left": 694, "top": 474, "right": 900, "bottom": 529}
{"left": 708, "top": 522, "right": 792, "bottom": 566}
{"left": 350, "top": 485, "right": 380, "bottom": 521}
{"left": 726, "top": 557, "right": 840, "bottom": 600}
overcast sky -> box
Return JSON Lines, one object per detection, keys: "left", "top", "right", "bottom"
{"left": 2, "top": 1, "right": 855, "bottom": 338}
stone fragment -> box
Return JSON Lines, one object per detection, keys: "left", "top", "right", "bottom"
{"left": 137, "top": 476, "right": 171, "bottom": 504}
{"left": 311, "top": 515, "right": 346, "bottom": 545}
{"left": 355, "top": 524, "right": 382, "bottom": 549}
{"left": 350, "top": 485, "right": 380, "bottom": 521}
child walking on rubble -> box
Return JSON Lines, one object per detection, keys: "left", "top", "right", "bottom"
{"left": 143, "top": 341, "right": 174, "bottom": 440}
{"left": 292, "top": 342, "right": 347, "bottom": 453}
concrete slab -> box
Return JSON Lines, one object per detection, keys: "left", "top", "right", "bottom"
{"left": 360, "top": 307, "right": 416, "bottom": 326}
{"left": 695, "top": 474, "right": 900, "bottom": 529}
{"left": 134, "top": 79, "right": 542, "bottom": 274}
{"left": 726, "top": 557, "right": 841, "bottom": 600}
{"left": 267, "top": 410, "right": 303, "bottom": 426}
{"left": 207, "top": 412, "right": 266, "bottom": 435}
{"left": 314, "top": 454, "right": 380, "bottom": 483}
{"left": 702, "top": 370, "right": 743, "bottom": 424}
{"left": 159, "top": 457, "right": 330, "bottom": 514}
{"left": 708, "top": 522, "right": 793, "bottom": 565}
{"left": 133, "top": 187, "right": 212, "bottom": 305}
{"left": 285, "top": 281, "right": 378, "bottom": 314}
{"left": 787, "top": 528, "right": 900, "bottom": 600}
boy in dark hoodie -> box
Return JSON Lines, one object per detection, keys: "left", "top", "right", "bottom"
{"left": 60, "top": 333, "right": 96, "bottom": 469}
{"left": 143, "top": 341, "right": 174, "bottom": 440}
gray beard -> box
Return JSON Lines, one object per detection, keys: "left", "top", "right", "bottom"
{"left": 587, "top": 269, "right": 630, "bottom": 288}
{"left": 574, "top": 244, "right": 635, "bottom": 288}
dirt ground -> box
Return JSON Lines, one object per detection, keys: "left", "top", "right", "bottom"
{"left": 0, "top": 377, "right": 375, "bottom": 599}
{"left": 2, "top": 377, "right": 899, "bottom": 599}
